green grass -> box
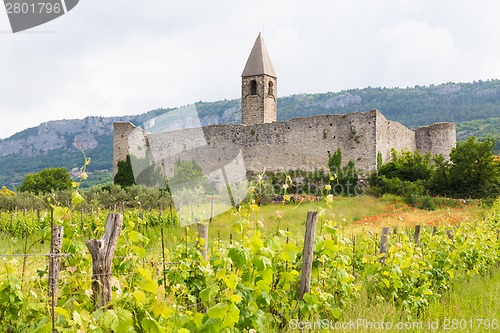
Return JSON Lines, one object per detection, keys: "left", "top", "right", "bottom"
{"left": 425, "top": 270, "right": 500, "bottom": 330}
{"left": 325, "top": 269, "right": 500, "bottom": 333}
{"left": 0, "top": 232, "right": 49, "bottom": 254}
{"left": 143, "top": 195, "right": 482, "bottom": 260}
{"left": 205, "top": 196, "right": 388, "bottom": 242}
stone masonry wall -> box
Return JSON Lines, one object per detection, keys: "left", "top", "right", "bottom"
{"left": 112, "top": 122, "right": 139, "bottom": 176}
{"left": 114, "top": 111, "right": 380, "bottom": 178}
{"left": 375, "top": 111, "right": 417, "bottom": 164}
{"left": 113, "top": 110, "right": 456, "bottom": 180}
{"left": 415, "top": 122, "right": 456, "bottom": 158}
{"left": 232, "top": 110, "right": 378, "bottom": 172}
{"left": 241, "top": 75, "right": 277, "bottom": 125}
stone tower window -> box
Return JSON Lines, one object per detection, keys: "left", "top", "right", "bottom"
{"left": 250, "top": 80, "right": 257, "bottom": 95}
{"left": 268, "top": 81, "right": 274, "bottom": 97}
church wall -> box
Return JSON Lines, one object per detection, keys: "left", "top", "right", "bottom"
{"left": 113, "top": 111, "right": 456, "bottom": 180}
{"left": 228, "top": 111, "right": 379, "bottom": 173}
{"left": 415, "top": 122, "right": 456, "bottom": 158}
{"left": 112, "top": 122, "right": 140, "bottom": 176}
{"left": 114, "top": 111, "right": 381, "bottom": 179}
{"left": 375, "top": 112, "right": 417, "bottom": 164}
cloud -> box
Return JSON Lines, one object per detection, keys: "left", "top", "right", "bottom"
{"left": 1, "top": 0, "right": 500, "bottom": 139}
{"left": 375, "top": 20, "right": 460, "bottom": 86}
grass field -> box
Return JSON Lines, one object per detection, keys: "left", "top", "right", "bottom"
{"left": 337, "top": 268, "right": 500, "bottom": 333}
{"left": 202, "top": 195, "right": 483, "bottom": 244}
{"left": 0, "top": 195, "right": 484, "bottom": 254}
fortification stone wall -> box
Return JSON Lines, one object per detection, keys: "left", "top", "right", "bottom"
{"left": 375, "top": 111, "right": 417, "bottom": 164}
{"left": 112, "top": 122, "right": 140, "bottom": 176}
{"left": 207, "top": 110, "right": 379, "bottom": 173}
{"left": 113, "top": 110, "right": 456, "bottom": 179}
{"left": 415, "top": 122, "right": 457, "bottom": 157}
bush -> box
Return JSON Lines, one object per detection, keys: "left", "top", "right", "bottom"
{"left": 370, "top": 175, "right": 426, "bottom": 197}
{"left": 371, "top": 138, "right": 500, "bottom": 200}
{"left": 419, "top": 196, "right": 437, "bottom": 211}
{"left": 379, "top": 193, "right": 403, "bottom": 203}
{"left": 0, "top": 192, "right": 45, "bottom": 211}
{"left": 18, "top": 167, "right": 72, "bottom": 194}
{"left": 447, "top": 137, "right": 499, "bottom": 198}
{"left": 328, "top": 149, "right": 360, "bottom": 196}
{"left": 114, "top": 155, "right": 136, "bottom": 187}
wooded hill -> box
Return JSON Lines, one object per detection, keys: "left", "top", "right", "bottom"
{"left": 1, "top": 80, "right": 499, "bottom": 188}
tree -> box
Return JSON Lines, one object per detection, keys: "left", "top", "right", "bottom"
{"left": 135, "top": 163, "right": 166, "bottom": 189}
{"left": 328, "top": 148, "right": 342, "bottom": 177}
{"left": 369, "top": 149, "right": 432, "bottom": 197}
{"left": 0, "top": 186, "right": 15, "bottom": 196}
{"left": 168, "top": 159, "right": 206, "bottom": 190}
{"left": 377, "top": 149, "right": 432, "bottom": 182}
{"left": 328, "top": 149, "right": 359, "bottom": 196}
{"left": 427, "top": 154, "right": 451, "bottom": 196}
{"left": 447, "top": 137, "right": 499, "bottom": 198}
{"left": 18, "top": 167, "right": 72, "bottom": 194}
{"left": 338, "top": 160, "right": 359, "bottom": 196}
{"left": 114, "top": 155, "right": 136, "bottom": 188}
{"left": 377, "top": 151, "right": 383, "bottom": 170}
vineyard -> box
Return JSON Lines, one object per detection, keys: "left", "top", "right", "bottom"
{"left": 0, "top": 193, "right": 499, "bottom": 332}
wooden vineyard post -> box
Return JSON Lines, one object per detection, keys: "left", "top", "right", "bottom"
{"left": 161, "top": 228, "right": 168, "bottom": 292}
{"left": 85, "top": 212, "right": 123, "bottom": 309}
{"left": 446, "top": 230, "right": 454, "bottom": 241}
{"left": 352, "top": 235, "right": 356, "bottom": 276}
{"left": 49, "top": 225, "right": 64, "bottom": 333}
{"left": 21, "top": 231, "right": 29, "bottom": 284}
{"left": 169, "top": 204, "right": 174, "bottom": 226}
{"left": 299, "top": 211, "right": 318, "bottom": 301}
{"left": 379, "top": 226, "right": 390, "bottom": 264}
{"left": 184, "top": 227, "right": 188, "bottom": 258}
{"left": 210, "top": 196, "right": 215, "bottom": 224}
{"left": 81, "top": 208, "right": 86, "bottom": 232}
{"left": 159, "top": 205, "right": 163, "bottom": 227}
{"left": 432, "top": 226, "right": 438, "bottom": 236}
{"left": 197, "top": 222, "right": 209, "bottom": 261}
{"left": 195, "top": 196, "right": 213, "bottom": 261}
{"left": 414, "top": 225, "right": 421, "bottom": 247}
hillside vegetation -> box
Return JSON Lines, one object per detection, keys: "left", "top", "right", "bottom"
{"left": 1, "top": 80, "right": 499, "bottom": 188}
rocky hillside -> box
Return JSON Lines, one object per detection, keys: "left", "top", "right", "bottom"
{"left": 1, "top": 80, "right": 499, "bottom": 188}
{"left": 2, "top": 117, "right": 116, "bottom": 158}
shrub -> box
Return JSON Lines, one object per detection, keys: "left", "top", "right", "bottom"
{"left": 18, "top": 167, "right": 72, "bottom": 194}
{"left": 114, "top": 155, "right": 136, "bottom": 187}
{"left": 419, "top": 195, "right": 437, "bottom": 211}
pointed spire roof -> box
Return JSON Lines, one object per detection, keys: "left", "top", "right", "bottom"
{"left": 242, "top": 33, "right": 277, "bottom": 78}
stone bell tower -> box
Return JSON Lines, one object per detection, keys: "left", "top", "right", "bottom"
{"left": 241, "top": 33, "right": 277, "bottom": 125}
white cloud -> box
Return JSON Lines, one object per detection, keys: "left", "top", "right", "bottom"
{"left": 375, "top": 20, "right": 460, "bottom": 86}
{"left": 1, "top": 0, "right": 500, "bottom": 139}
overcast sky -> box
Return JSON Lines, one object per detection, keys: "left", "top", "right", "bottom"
{"left": 1, "top": 0, "right": 500, "bottom": 139}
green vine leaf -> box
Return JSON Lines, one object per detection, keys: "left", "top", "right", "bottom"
{"left": 71, "top": 190, "right": 84, "bottom": 206}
